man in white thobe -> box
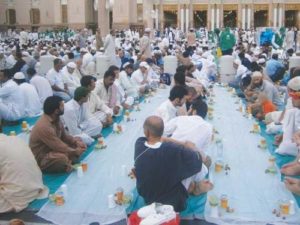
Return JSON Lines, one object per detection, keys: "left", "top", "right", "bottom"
{"left": 19, "top": 28, "right": 29, "bottom": 48}
{"left": 286, "top": 28, "right": 295, "bottom": 50}
{"left": 155, "top": 86, "right": 188, "bottom": 124}
{"left": 46, "top": 58, "right": 71, "bottom": 102}
{"left": 131, "top": 62, "right": 151, "bottom": 91}
{"left": 276, "top": 77, "right": 300, "bottom": 157}
{"left": 81, "top": 75, "right": 113, "bottom": 127}
{"left": 13, "top": 72, "right": 41, "bottom": 117}
{"left": 0, "top": 134, "right": 49, "bottom": 213}
{"left": 119, "top": 62, "right": 139, "bottom": 98}
{"left": 62, "top": 87, "right": 102, "bottom": 146}
{"left": 0, "top": 70, "right": 25, "bottom": 121}
{"left": 96, "top": 69, "right": 123, "bottom": 116}
{"left": 62, "top": 62, "right": 80, "bottom": 97}
{"left": 104, "top": 30, "right": 117, "bottom": 66}
{"left": 28, "top": 67, "right": 53, "bottom": 105}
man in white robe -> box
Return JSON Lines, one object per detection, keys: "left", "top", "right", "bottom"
{"left": 0, "top": 133, "right": 48, "bottom": 213}
{"left": 81, "top": 75, "right": 113, "bottom": 127}
{"left": 95, "top": 69, "right": 123, "bottom": 116}
{"left": 131, "top": 62, "right": 151, "bottom": 91}
{"left": 155, "top": 86, "right": 188, "bottom": 124}
{"left": 28, "top": 67, "right": 53, "bottom": 105}
{"left": 119, "top": 62, "right": 140, "bottom": 98}
{"left": 140, "top": 28, "right": 152, "bottom": 58}
{"left": 13, "top": 72, "right": 41, "bottom": 117}
{"left": 104, "top": 30, "right": 117, "bottom": 66}
{"left": 0, "top": 70, "right": 25, "bottom": 121}
{"left": 276, "top": 77, "right": 300, "bottom": 157}
{"left": 62, "top": 62, "right": 80, "bottom": 97}
{"left": 62, "top": 87, "right": 102, "bottom": 145}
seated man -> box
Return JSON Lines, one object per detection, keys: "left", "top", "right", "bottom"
{"left": 119, "top": 62, "right": 140, "bottom": 98}
{"left": 0, "top": 69, "right": 25, "bottom": 121}
{"left": 13, "top": 72, "right": 42, "bottom": 117}
{"left": 46, "top": 58, "right": 71, "bottom": 102}
{"left": 155, "top": 85, "right": 188, "bottom": 124}
{"left": 135, "top": 116, "right": 213, "bottom": 212}
{"left": 95, "top": 69, "right": 123, "bottom": 116}
{"left": 109, "top": 65, "right": 134, "bottom": 108}
{"left": 185, "top": 86, "right": 207, "bottom": 119}
{"left": 249, "top": 92, "right": 276, "bottom": 121}
{"left": 62, "top": 87, "right": 102, "bottom": 145}
{"left": 244, "top": 71, "right": 282, "bottom": 108}
{"left": 61, "top": 62, "right": 80, "bottom": 97}
{"left": 29, "top": 96, "right": 86, "bottom": 173}
{"left": 266, "top": 53, "right": 285, "bottom": 82}
{"left": 131, "top": 62, "right": 151, "bottom": 91}
{"left": 81, "top": 76, "right": 113, "bottom": 127}
{"left": 164, "top": 100, "right": 213, "bottom": 166}
{"left": 27, "top": 67, "right": 53, "bottom": 105}
{"left": 276, "top": 77, "right": 300, "bottom": 157}
{"left": 0, "top": 133, "right": 48, "bottom": 213}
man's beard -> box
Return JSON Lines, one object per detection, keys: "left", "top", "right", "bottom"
{"left": 254, "top": 80, "right": 263, "bottom": 88}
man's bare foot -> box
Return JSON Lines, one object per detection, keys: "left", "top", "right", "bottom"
{"left": 192, "top": 180, "right": 213, "bottom": 196}
{"left": 281, "top": 160, "right": 300, "bottom": 176}
{"left": 284, "top": 177, "right": 300, "bottom": 195}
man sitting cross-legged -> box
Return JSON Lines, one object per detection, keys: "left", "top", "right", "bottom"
{"left": 30, "top": 96, "right": 86, "bottom": 173}
{"left": 134, "top": 116, "right": 213, "bottom": 212}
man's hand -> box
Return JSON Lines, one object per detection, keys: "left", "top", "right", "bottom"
{"left": 193, "top": 180, "right": 214, "bottom": 195}
{"left": 123, "top": 103, "right": 130, "bottom": 110}
{"left": 106, "top": 115, "right": 113, "bottom": 125}
{"left": 292, "top": 131, "right": 300, "bottom": 146}
{"left": 284, "top": 177, "right": 300, "bottom": 195}
{"left": 184, "top": 141, "right": 197, "bottom": 150}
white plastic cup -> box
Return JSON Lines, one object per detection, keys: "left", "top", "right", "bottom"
{"left": 122, "top": 165, "right": 128, "bottom": 176}
{"left": 210, "top": 205, "right": 219, "bottom": 218}
{"left": 113, "top": 123, "right": 118, "bottom": 132}
{"left": 60, "top": 184, "right": 68, "bottom": 198}
{"left": 77, "top": 166, "right": 83, "bottom": 178}
{"left": 108, "top": 194, "right": 116, "bottom": 208}
{"left": 289, "top": 200, "right": 295, "bottom": 215}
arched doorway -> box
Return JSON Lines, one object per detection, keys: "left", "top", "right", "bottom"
{"left": 6, "top": 9, "right": 16, "bottom": 25}
{"left": 285, "top": 10, "right": 298, "bottom": 28}
{"left": 254, "top": 10, "right": 268, "bottom": 27}
{"left": 194, "top": 10, "right": 207, "bottom": 28}
{"left": 223, "top": 10, "right": 237, "bottom": 28}
{"left": 30, "top": 8, "right": 40, "bottom": 25}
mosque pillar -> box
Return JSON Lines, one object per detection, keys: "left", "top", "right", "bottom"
{"left": 98, "top": 0, "right": 109, "bottom": 36}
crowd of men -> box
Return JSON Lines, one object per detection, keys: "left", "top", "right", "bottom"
{"left": 0, "top": 25, "right": 300, "bottom": 221}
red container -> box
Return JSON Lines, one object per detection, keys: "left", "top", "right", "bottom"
{"left": 128, "top": 211, "right": 180, "bottom": 225}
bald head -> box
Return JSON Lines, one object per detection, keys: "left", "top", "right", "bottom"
{"left": 143, "top": 116, "right": 164, "bottom": 138}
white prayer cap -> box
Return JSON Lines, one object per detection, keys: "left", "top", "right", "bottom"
{"left": 261, "top": 53, "right": 267, "bottom": 59}
{"left": 252, "top": 71, "right": 263, "bottom": 78}
{"left": 22, "top": 51, "right": 30, "bottom": 57}
{"left": 100, "top": 47, "right": 104, "bottom": 52}
{"left": 43, "top": 47, "right": 48, "bottom": 50}
{"left": 80, "top": 48, "right": 88, "bottom": 53}
{"left": 139, "top": 61, "right": 150, "bottom": 69}
{"left": 13, "top": 72, "right": 25, "bottom": 80}
{"left": 254, "top": 50, "right": 260, "bottom": 56}
{"left": 144, "top": 28, "right": 151, "bottom": 33}
{"left": 123, "top": 62, "right": 131, "bottom": 68}
{"left": 288, "top": 77, "right": 300, "bottom": 91}
{"left": 233, "top": 59, "right": 241, "bottom": 65}
{"left": 258, "top": 58, "right": 266, "bottom": 64}
{"left": 67, "top": 62, "right": 77, "bottom": 69}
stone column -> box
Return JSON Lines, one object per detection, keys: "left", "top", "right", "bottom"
{"left": 238, "top": 2, "right": 242, "bottom": 29}
{"left": 159, "top": 0, "right": 163, "bottom": 32}
{"left": 177, "top": 2, "right": 181, "bottom": 29}
{"left": 112, "top": 0, "right": 137, "bottom": 29}
{"left": 189, "top": 0, "right": 193, "bottom": 28}
{"left": 268, "top": 0, "right": 273, "bottom": 27}
{"left": 219, "top": 3, "right": 223, "bottom": 28}
{"left": 98, "top": 0, "right": 109, "bottom": 36}
{"left": 207, "top": 3, "right": 212, "bottom": 30}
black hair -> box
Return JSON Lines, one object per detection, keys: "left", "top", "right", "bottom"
{"left": 191, "top": 99, "right": 208, "bottom": 119}
{"left": 80, "top": 75, "right": 97, "bottom": 87}
{"left": 169, "top": 85, "right": 188, "bottom": 101}
{"left": 174, "top": 72, "right": 186, "bottom": 86}
{"left": 43, "top": 96, "right": 63, "bottom": 115}
{"left": 27, "top": 67, "right": 36, "bottom": 76}
{"left": 14, "top": 79, "right": 26, "bottom": 85}
{"left": 53, "top": 58, "right": 62, "bottom": 66}
{"left": 272, "top": 54, "right": 278, "bottom": 60}
{"left": 108, "top": 65, "right": 119, "bottom": 72}
{"left": 104, "top": 69, "right": 116, "bottom": 79}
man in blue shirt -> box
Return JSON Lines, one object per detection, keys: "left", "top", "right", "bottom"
{"left": 266, "top": 53, "right": 285, "bottom": 82}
